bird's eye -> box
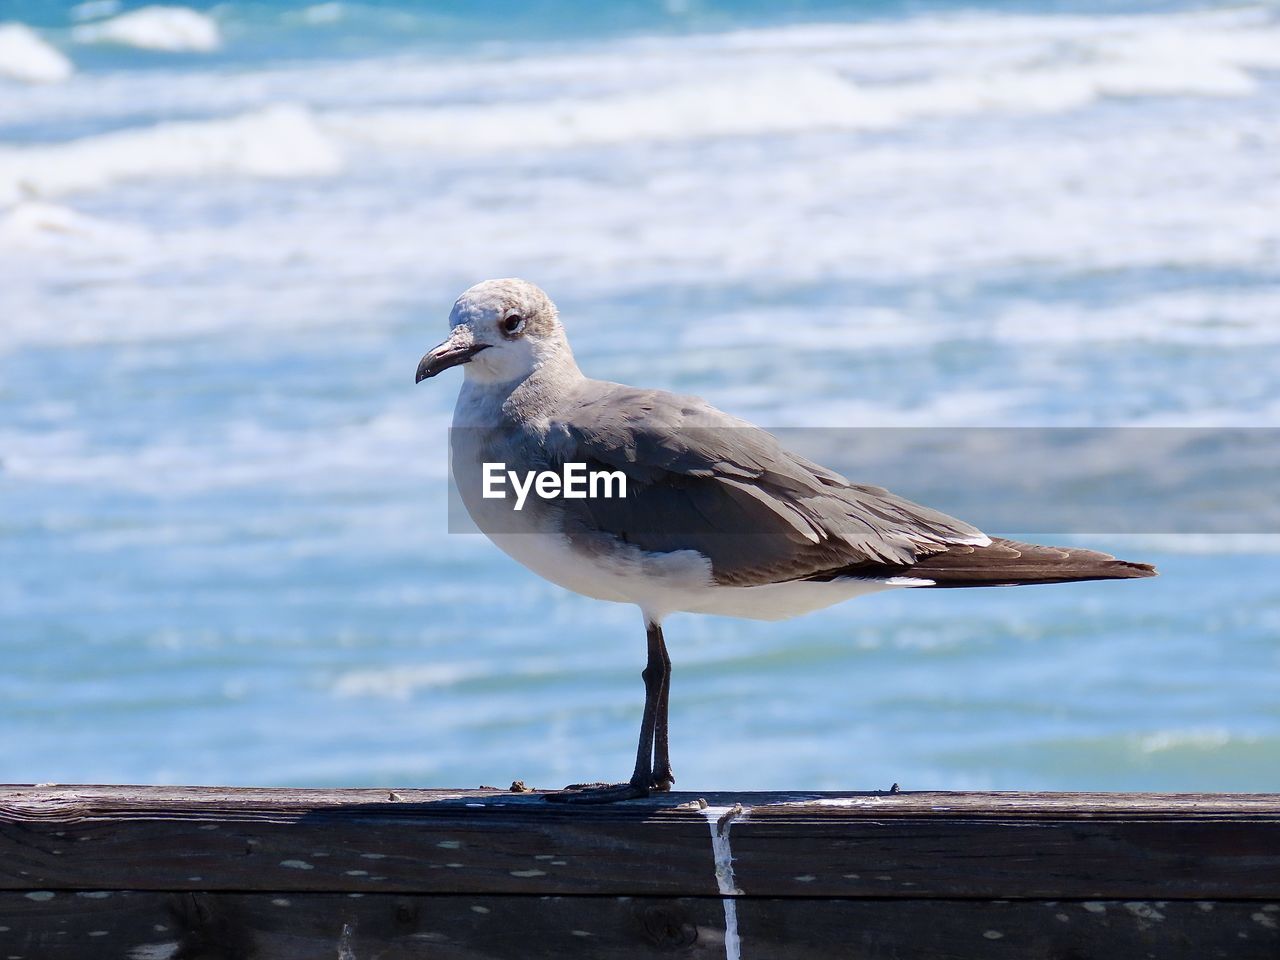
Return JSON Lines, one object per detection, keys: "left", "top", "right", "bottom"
{"left": 502, "top": 314, "right": 524, "bottom": 335}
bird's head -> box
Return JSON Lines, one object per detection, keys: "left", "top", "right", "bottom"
{"left": 415, "top": 278, "right": 569, "bottom": 386}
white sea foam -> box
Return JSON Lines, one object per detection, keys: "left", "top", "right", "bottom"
{"left": 301, "top": 3, "right": 345, "bottom": 25}
{"left": 2, "top": 4, "right": 1279, "bottom": 401}
{"left": 0, "top": 23, "right": 74, "bottom": 84}
{"left": 325, "top": 52, "right": 1263, "bottom": 155}
{"left": 70, "top": 1, "right": 123, "bottom": 22}
{"left": 328, "top": 68, "right": 900, "bottom": 150}
{"left": 72, "top": 5, "right": 221, "bottom": 52}
{"left": 0, "top": 405, "right": 452, "bottom": 495}
{"left": 332, "top": 664, "right": 486, "bottom": 700}
{"left": 684, "top": 287, "right": 1280, "bottom": 356}
{"left": 0, "top": 105, "right": 340, "bottom": 204}
{"left": 4, "top": 7, "right": 1278, "bottom": 150}
{"left": 1137, "top": 728, "right": 1237, "bottom": 754}
{"left": 6, "top": 7, "right": 1271, "bottom": 152}
{"left": 991, "top": 291, "right": 1280, "bottom": 348}
{"left": 0, "top": 200, "right": 150, "bottom": 252}
{"left": 322, "top": 9, "right": 1280, "bottom": 153}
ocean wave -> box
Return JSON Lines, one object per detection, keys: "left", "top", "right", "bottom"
{"left": 70, "top": 1, "right": 123, "bottom": 22}
{"left": 681, "top": 287, "right": 1280, "bottom": 357}
{"left": 0, "top": 23, "right": 74, "bottom": 84}
{"left": 0, "top": 104, "right": 340, "bottom": 205}
{"left": 299, "top": 4, "right": 344, "bottom": 26}
{"left": 311, "top": 8, "right": 1280, "bottom": 151}
{"left": 1136, "top": 728, "right": 1239, "bottom": 754}
{"left": 331, "top": 663, "right": 488, "bottom": 700}
{"left": 308, "top": 9, "right": 1280, "bottom": 155}
{"left": 0, "top": 406, "right": 453, "bottom": 495}
{"left": 2, "top": 5, "right": 1279, "bottom": 374}
{"left": 991, "top": 291, "right": 1280, "bottom": 347}
{"left": 0, "top": 199, "right": 151, "bottom": 252}
{"left": 4, "top": 7, "right": 1278, "bottom": 150}
{"left": 327, "top": 49, "right": 1270, "bottom": 155}
{"left": 327, "top": 67, "right": 899, "bottom": 150}
{"left": 72, "top": 5, "right": 221, "bottom": 53}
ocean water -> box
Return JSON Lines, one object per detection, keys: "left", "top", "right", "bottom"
{"left": 1, "top": 0, "right": 1278, "bottom": 792}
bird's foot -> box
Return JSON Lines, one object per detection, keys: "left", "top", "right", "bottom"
{"left": 545, "top": 780, "right": 650, "bottom": 804}
{"left": 650, "top": 767, "right": 676, "bottom": 792}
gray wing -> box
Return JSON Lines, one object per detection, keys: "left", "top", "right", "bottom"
{"left": 541, "top": 381, "right": 986, "bottom": 588}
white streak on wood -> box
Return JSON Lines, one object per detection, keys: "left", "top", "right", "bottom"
{"left": 703, "top": 804, "right": 748, "bottom": 960}
{"left": 337, "top": 922, "right": 356, "bottom": 960}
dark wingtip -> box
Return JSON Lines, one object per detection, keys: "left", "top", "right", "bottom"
{"left": 1120, "top": 561, "right": 1159, "bottom": 578}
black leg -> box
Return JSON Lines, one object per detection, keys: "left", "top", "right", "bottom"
{"left": 548, "top": 620, "right": 667, "bottom": 804}
{"left": 651, "top": 624, "right": 675, "bottom": 791}
{"left": 628, "top": 621, "right": 665, "bottom": 787}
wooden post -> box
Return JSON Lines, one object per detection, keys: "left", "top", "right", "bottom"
{"left": 2, "top": 785, "right": 1279, "bottom": 958}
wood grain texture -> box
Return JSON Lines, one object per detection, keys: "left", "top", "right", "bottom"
{"left": 2, "top": 893, "right": 1277, "bottom": 960}
{"left": 3, "top": 786, "right": 1279, "bottom": 959}
{"left": 3, "top": 786, "right": 1280, "bottom": 899}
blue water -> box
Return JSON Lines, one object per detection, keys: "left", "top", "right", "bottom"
{"left": 2, "top": 0, "right": 1279, "bottom": 791}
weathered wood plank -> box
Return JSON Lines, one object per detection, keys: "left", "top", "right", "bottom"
{"left": 2, "top": 892, "right": 1277, "bottom": 960}
{"left": 3, "top": 786, "right": 1279, "bottom": 900}
{"left": 8, "top": 785, "right": 1280, "bottom": 817}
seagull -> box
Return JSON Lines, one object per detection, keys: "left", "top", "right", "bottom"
{"left": 415, "top": 278, "right": 1156, "bottom": 802}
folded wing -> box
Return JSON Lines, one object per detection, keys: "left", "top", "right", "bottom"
{"left": 545, "top": 382, "right": 988, "bottom": 587}
{"left": 540, "top": 380, "right": 1156, "bottom": 588}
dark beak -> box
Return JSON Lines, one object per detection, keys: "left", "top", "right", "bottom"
{"left": 415, "top": 339, "right": 490, "bottom": 383}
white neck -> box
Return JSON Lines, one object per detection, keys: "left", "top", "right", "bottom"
{"left": 455, "top": 343, "right": 583, "bottom": 428}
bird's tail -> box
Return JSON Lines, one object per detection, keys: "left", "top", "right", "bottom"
{"left": 899, "top": 537, "right": 1157, "bottom": 588}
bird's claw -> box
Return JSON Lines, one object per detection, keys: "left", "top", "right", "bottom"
{"left": 650, "top": 769, "right": 675, "bottom": 792}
